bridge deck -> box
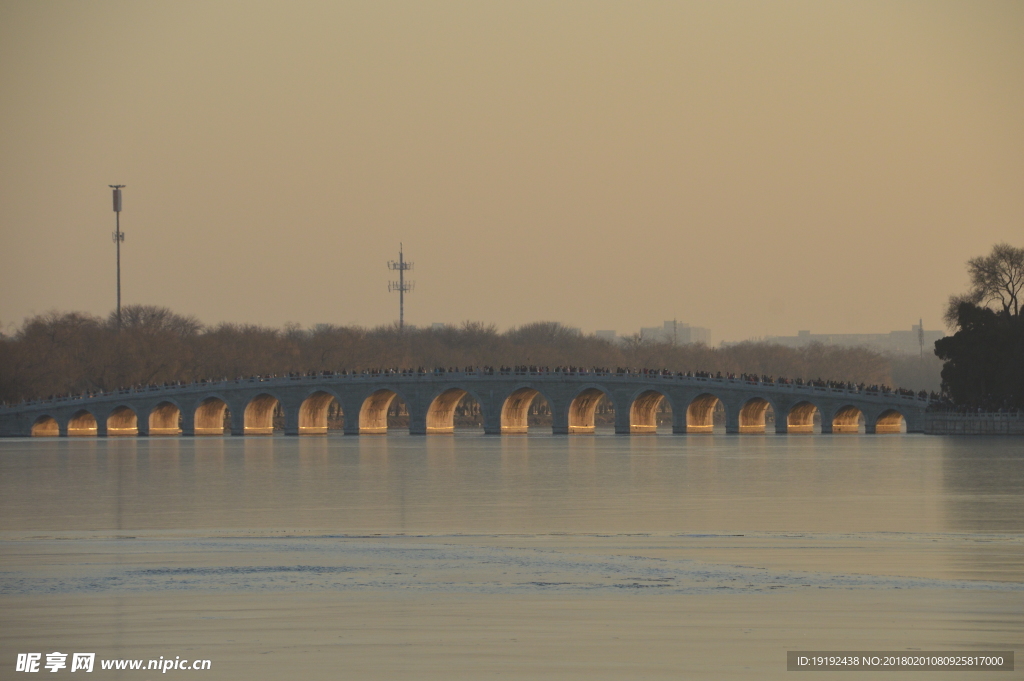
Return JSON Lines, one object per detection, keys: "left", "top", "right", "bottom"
{"left": 1, "top": 370, "right": 929, "bottom": 438}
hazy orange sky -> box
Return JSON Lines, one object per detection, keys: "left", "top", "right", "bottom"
{"left": 1, "top": 1, "right": 1021, "bottom": 342}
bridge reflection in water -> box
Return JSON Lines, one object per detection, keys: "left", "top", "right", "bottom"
{"left": 2, "top": 370, "right": 925, "bottom": 438}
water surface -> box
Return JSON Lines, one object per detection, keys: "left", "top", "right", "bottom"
{"left": 2, "top": 434, "right": 1021, "bottom": 680}
{"left": 2, "top": 433, "right": 1021, "bottom": 535}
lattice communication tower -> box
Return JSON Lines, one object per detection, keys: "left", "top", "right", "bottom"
{"left": 388, "top": 244, "right": 414, "bottom": 330}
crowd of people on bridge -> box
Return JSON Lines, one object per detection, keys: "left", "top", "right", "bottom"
{"left": 7, "top": 364, "right": 939, "bottom": 408}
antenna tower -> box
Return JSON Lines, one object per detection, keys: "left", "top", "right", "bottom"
{"left": 109, "top": 185, "right": 126, "bottom": 329}
{"left": 387, "top": 244, "right": 414, "bottom": 330}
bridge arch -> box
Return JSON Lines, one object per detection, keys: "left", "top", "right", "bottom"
{"left": 873, "top": 408, "right": 906, "bottom": 434}
{"left": 194, "top": 396, "right": 230, "bottom": 435}
{"left": 739, "top": 397, "right": 776, "bottom": 434}
{"left": 499, "top": 386, "right": 553, "bottom": 434}
{"left": 149, "top": 401, "right": 182, "bottom": 435}
{"left": 106, "top": 405, "right": 139, "bottom": 436}
{"left": 67, "top": 409, "right": 98, "bottom": 436}
{"left": 568, "top": 386, "right": 613, "bottom": 434}
{"left": 358, "top": 388, "right": 410, "bottom": 434}
{"left": 787, "top": 401, "right": 820, "bottom": 434}
{"left": 426, "top": 387, "right": 484, "bottom": 434}
{"left": 686, "top": 393, "right": 725, "bottom": 433}
{"left": 629, "top": 389, "right": 674, "bottom": 434}
{"left": 244, "top": 393, "right": 284, "bottom": 435}
{"left": 830, "top": 405, "right": 864, "bottom": 434}
{"left": 31, "top": 415, "right": 59, "bottom": 437}
{"left": 299, "top": 390, "right": 342, "bottom": 434}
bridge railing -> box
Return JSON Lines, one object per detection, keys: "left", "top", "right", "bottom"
{"left": 1, "top": 368, "right": 932, "bottom": 412}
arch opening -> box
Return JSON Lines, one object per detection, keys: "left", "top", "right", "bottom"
{"left": 426, "top": 388, "right": 481, "bottom": 433}
{"left": 107, "top": 406, "right": 138, "bottom": 436}
{"left": 787, "top": 401, "right": 820, "bottom": 434}
{"left": 686, "top": 394, "right": 723, "bottom": 433}
{"left": 739, "top": 398, "right": 774, "bottom": 434}
{"left": 528, "top": 394, "right": 552, "bottom": 428}
{"left": 68, "top": 410, "right": 98, "bottom": 436}
{"left": 195, "top": 397, "right": 229, "bottom": 435}
{"left": 327, "top": 399, "right": 344, "bottom": 430}
{"left": 500, "top": 388, "right": 552, "bottom": 433}
{"left": 359, "top": 389, "right": 408, "bottom": 434}
{"left": 299, "top": 391, "right": 342, "bottom": 435}
{"left": 149, "top": 402, "right": 182, "bottom": 435}
{"left": 454, "top": 394, "right": 481, "bottom": 429}
{"left": 568, "top": 388, "right": 613, "bottom": 434}
{"left": 244, "top": 394, "right": 282, "bottom": 435}
{"left": 875, "top": 409, "right": 906, "bottom": 434}
{"left": 31, "top": 415, "right": 59, "bottom": 437}
{"left": 832, "top": 405, "right": 864, "bottom": 434}
{"left": 387, "top": 396, "right": 408, "bottom": 430}
{"left": 630, "top": 390, "right": 672, "bottom": 434}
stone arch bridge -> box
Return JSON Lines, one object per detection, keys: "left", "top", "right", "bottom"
{"left": 1, "top": 370, "right": 928, "bottom": 438}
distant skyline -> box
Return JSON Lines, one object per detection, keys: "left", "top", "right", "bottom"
{"left": 1, "top": 1, "right": 1022, "bottom": 342}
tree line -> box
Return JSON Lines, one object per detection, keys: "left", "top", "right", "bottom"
{"left": 0, "top": 305, "right": 897, "bottom": 405}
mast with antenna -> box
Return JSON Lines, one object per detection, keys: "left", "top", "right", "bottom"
{"left": 388, "top": 244, "right": 414, "bottom": 330}
{"left": 109, "top": 185, "right": 126, "bottom": 329}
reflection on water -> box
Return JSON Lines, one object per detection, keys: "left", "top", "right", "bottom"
{"left": 942, "top": 440, "right": 1024, "bottom": 532}
{"left": 1, "top": 434, "right": 1021, "bottom": 536}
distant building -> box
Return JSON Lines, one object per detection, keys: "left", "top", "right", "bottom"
{"left": 598, "top": 321, "right": 711, "bottom": 345}
{"left": 641, "top": 320, "right": 710, "bottom": 345}
{"left": 762, "top": 322, "right": 944, "bottom": 355}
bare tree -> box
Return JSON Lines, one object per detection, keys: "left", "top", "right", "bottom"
{"left": 2, "top": 308, "right": 906, "bottom": 403}
{"left": 945, "top": 243, "right": 1024, "bottom": 326}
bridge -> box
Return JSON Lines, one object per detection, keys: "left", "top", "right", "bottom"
{"left": 0, "top": 369, "right": 928, "bottom": 437}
